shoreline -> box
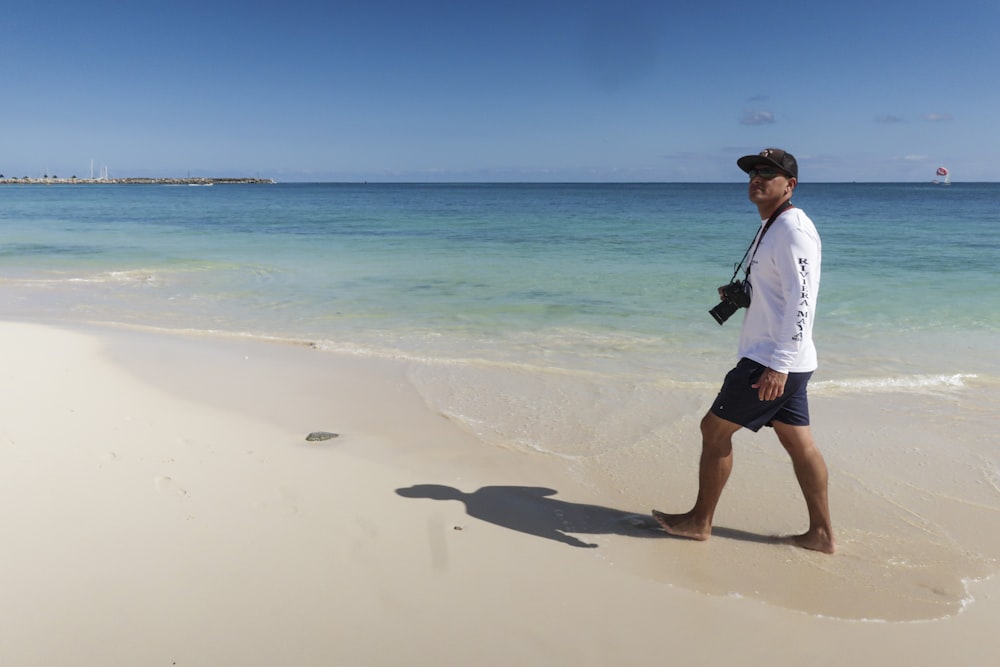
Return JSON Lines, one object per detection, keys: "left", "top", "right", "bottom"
{"left": 0, "top": 176, "right": 275, "bottom": 185}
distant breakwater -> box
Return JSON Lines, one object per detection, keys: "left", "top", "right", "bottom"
{"left": 0, "top": 177, "right": 276, "bottom": 185}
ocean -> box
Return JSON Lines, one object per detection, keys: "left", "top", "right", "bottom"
{"left": 2, "top": 181, "right": 998, "bottom": 618}
{"left": 2, "top": 182, "right": 996, "bottom": 449}
{"left": 3, "top": 183, "right": 996, "bottom": 376}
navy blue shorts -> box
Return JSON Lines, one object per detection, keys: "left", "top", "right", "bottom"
{"left": 710, "top": 358, "right": 813, "bottom": 432}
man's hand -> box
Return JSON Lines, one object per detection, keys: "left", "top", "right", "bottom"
{"left": 752, "top": 368, "right": 787, "bottom": 401}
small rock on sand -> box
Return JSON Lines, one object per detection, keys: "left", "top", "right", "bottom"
{"left": 305, "top": 431, "right": 340, "bottom": 442}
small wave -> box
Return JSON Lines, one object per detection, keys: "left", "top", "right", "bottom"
{"left": 820, "top": 575, "right": 987, "bottom": 624}
{"left": 814, "top": 373, "right": 977, "bottom": 393}
{"left": 76, "top": 320, "right": 320, "bottom": 349}
{"left": 68, "top": 270, "right": 158, "bottom": 285}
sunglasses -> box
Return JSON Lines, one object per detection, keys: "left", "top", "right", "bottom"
{"left": 748, "top": 168, "right": 787, "bottom": 180}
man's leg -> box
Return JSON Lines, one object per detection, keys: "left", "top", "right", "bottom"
{"left": 653, "top": 411, "right": 742, "bottom": 540}
{"left": 771, "top": 421, "right": 836, "bottom": 554}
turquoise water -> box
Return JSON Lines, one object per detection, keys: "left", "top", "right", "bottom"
{"left": 2, "top": 182, "right": 996, "bottom": 381}
{"left": 2, "top": 181, "right": 998, "bottom": 447}
{"left": 3, "top": 179, "right": 996, "bottom": 447}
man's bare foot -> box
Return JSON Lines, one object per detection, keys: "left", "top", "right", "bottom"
{"left": 781, "top": 529, "right": 836, "bottom": 554}
{"left": 651, "top": 509, "right": 711, "bottom": 541}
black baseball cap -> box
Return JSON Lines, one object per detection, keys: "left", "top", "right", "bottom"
{"left": 737, "top": 148, "right": 798, "bottom": 179}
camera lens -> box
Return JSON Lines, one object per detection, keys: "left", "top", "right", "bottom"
{"left": 709, "top": 299, "right": 740, "bottom": 325}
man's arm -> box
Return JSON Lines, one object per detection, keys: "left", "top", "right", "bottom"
{"left": 768, "top": 225, "right": 820, "bottom": 373}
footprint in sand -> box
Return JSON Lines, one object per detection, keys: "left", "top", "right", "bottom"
{"left": 274, "top": 486, "right": 302, "bottom": 515}
{"left": 154, "top": 475, "right": 188, "bottom": 499}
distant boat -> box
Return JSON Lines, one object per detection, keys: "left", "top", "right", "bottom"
{"left": 933, "top": 166, "right": 951, "bottom": 185}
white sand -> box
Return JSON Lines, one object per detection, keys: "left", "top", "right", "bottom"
{"left": 0, "top": 320, "right": 997, "bottom": 666}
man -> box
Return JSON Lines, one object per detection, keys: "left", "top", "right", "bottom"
{"left": 653, "top": 148, "right": 835, "bottom": 554}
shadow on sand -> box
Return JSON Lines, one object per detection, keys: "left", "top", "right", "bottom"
{"left": 396, "top": 484, "right": 667, "bottom": 548}
{"left": 397, "top": 484, "right": 782, "bottom": 549}
{"left": 396, "top": 484, "right": 663, "bottom": 548}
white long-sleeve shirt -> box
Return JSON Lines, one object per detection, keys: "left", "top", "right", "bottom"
{"left": 738, "top": 206, "right": 822, "bottom": 373}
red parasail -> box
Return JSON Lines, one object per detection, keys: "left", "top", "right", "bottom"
{"left": 936, "top": 167, "right": 949, "bottom": 176}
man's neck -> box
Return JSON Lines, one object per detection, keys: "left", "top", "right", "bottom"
{"left": 758, "top": 196, "right": 792, "bottom": 220}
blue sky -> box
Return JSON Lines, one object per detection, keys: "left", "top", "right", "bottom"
{"left": 3, "top": 0, "right": 998, "bottom": 182}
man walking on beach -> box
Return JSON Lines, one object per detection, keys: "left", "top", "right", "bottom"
{"left": 653, "top": 148, "right": 835, "bottom": 554}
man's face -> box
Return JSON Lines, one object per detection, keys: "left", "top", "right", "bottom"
{"left": 747, "top": 163, "right": 795, "bottom": 210}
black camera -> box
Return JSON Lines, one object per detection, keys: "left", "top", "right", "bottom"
{"left": 709, "top": 279, "right": 751, "bottom": 325}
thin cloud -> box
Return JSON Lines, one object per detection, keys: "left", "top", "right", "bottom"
{"left": 741, "top": 110, "right": 775, "bottom": 126}
{"left": 746, "top": 94, "right": 769, "bottom": 103}
{"left": 876, "top": 114, "right": 905, "bottom": 124}
{"left": 923, "top": 112, "right": 953, "bottom": 122}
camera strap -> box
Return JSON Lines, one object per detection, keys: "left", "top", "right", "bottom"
{"left": 729, "top": 199, "right": 793, "bottom": 283}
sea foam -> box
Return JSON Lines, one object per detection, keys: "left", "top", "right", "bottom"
{"left": 813, "top": 373, "right": 976, "bottom": 394}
